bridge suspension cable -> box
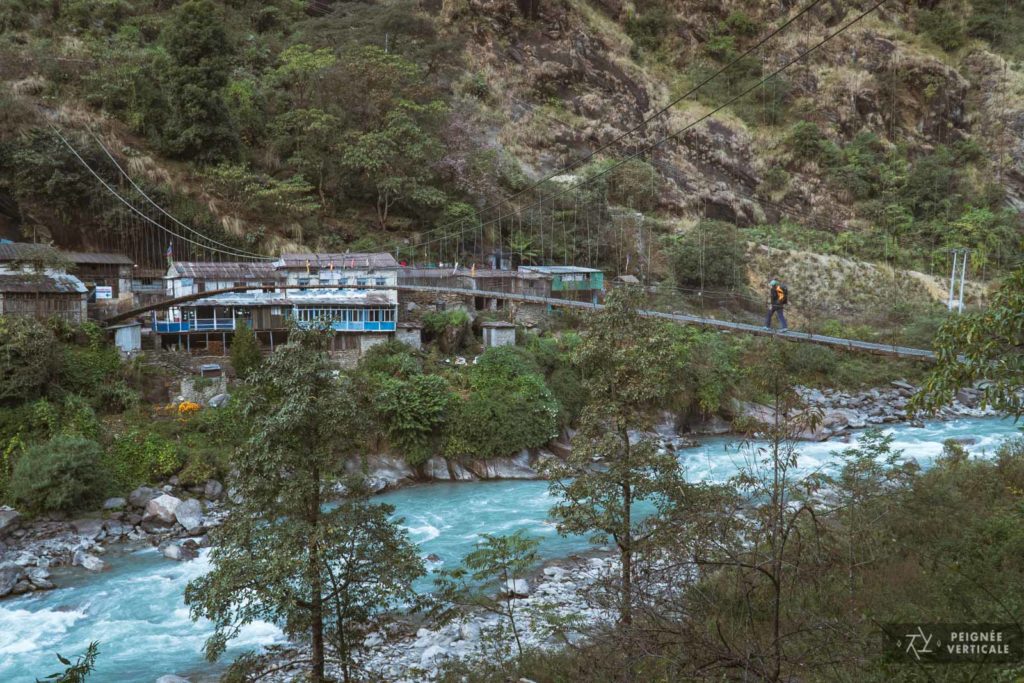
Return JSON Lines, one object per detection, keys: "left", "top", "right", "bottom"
{"left": 87, "top": 128, "right": 270, "bottom": 261}
{"left": 50, "top": 126, "right": 275, "bottom": 262}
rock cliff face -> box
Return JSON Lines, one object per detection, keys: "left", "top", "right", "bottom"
{"left": 435, "top": 0, "right": 1024, "bottom": 231}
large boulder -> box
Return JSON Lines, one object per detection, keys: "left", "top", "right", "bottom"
{"left": 160, "top": 541, "right": 199, "bottom": 562}
{"left": 0, "top": 562, "right": 24, "bottom": 597}
{"left": 156, "top": 676, "right": 191, "bottom": 683}
{"left": 504, "top": 578, "right": 530, "bottom": 596}
{"left": 0, "top": 507, "right": 21, "bottom": 539}
{"left": 174, "top": 499, "right": 204, "bottom": 532}
{"left": 70, "top": 518, "right": 105, "bottom": 541}
{"left": 102, "top": 497, "right": 126, "bottom": 510}
{"left": 72, "top": 551, "right": 106, "bottom": 572}
{"left": 128, "top": 486, "right": 159, "bottom": 509}
{"left": 203, "top": 479, "right": 224, "bottom": 500}
{"left": 145, "top": 495, "right": 183, "bottom": 524}
{"left": 0, "top": 508, "right": 21, "bottom": 533}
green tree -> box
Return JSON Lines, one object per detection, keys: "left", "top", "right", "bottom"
{"left": 229, "top": 321, "right": 261, "bottom": 381}
{"left": 913, "top": 267, "right": 1024, "bottom": 417}
{"left": 35, "top": 641, "right": 99, "bottom": 683}
{"left": 185, "top": 332, "right": 423, "bottom": 682}
{"left": 543, "top": 289, "right": 685, "bottom": 624}
{"left": 435, "top": 531, "right": 541, "bottom": 659}
{"left": 667, "top": 220, "right": 747, "bottom": 291}
{"left": 160, "top": 0, "right": 238, "bottom": 161}
{"left": 341, "top": 100, "right": 447, "bottom": 230}
{"left": 9, "top": 435, "right": 104, "bottom": 514}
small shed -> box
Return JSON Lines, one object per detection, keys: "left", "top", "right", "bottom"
{"left": 481, "top": 321, "right": 516, "bottom": 348}
{"left": 108, "top": 322, "right": 142, "bottom": 355}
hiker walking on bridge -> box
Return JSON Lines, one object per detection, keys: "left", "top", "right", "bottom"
{"left": 765, "top": 277, "right": 789, "bottom": 332}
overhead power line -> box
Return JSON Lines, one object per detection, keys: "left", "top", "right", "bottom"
{"left": 412, "top": 0, "right": 890, "bottom": 251}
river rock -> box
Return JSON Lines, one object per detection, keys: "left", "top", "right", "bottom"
{"left": 161, "top": 541, "right": 198, "bottom": 562}
{"left": 145, "top": 494, "right": 183, "bottom": 524}
{"left": 0, "top": 507, "right": 21, "bottom": 539}
{"left": 504, "top": 578, "right": 530, "bottom": 596}
{"left": 348, "top": 454, "right": 415, "bottom": 490}
{"left": 0, "top": 562, "right": 23, "bottom": 596}
{"left": 27, "top": 566, "right": 53, "bottom": 589}
{"left": 466, "top": 450, "right": 538, "bottom": 479}
{"left": 174, "top": 499, "right": 204, "bottom": 532}
{"left": 420, "top": 644, "right": 448, "bottom": 668}
{"left": 73, "top": 551, "right": 106, "bottom": 572}
{"left": 459, "top": 621, "right": 481, "bottom": 641}
{"left": 102, "top": 497, "right": 126, "bottom": 510}
{"left": 203, "top": 479, "right": 224, "bottom": 500}
{"left": 104, "top": 520, "right": 127, "bottom": 538}
{"left": 128, "top": 486, "right": 159, "bottom": 508}
{"left": 364, "top": 632, "right": 384, "bottom": 648}
{"left": 156, "top": 676, "right": 191, "bottom": 683}
{"left": 71, "top": 518, "right": 105, "bottom": 540}
{"left": 423, "top": 457, "right": 452, "bottom": 480}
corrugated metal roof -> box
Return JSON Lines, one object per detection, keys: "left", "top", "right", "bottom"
{"left": 275, "top": 252, "right": 399, "bottom": 270}
{"left": 0, "top": 242, "right": 61, "bottom": 262}
{"left": 171, "top": 261, "right": 279, "bottom": 280}
{"left": 181, "top": 288, "right": 393, "bottom": 308}
{"left": 0, "top": 272, "right": 88, "bottom": 294}
{"left": 62, "top": 251, "right": 133, "bottom": 265}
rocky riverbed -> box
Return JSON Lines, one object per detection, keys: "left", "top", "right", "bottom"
{"left": 0, "top": 380, "right": 1000, "bottom": 599}
{"left": 0, "top": 478, "right": 227, "bottom": 598}
{"left": 256, "top": 554, "right": 621, "bottom": 683}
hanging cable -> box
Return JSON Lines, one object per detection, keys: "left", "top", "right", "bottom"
{"left": 88, "top": 129, "right": 268, "bottom": 260}
{"left": 51, "top": 126, "right": 276, "bottom": 261}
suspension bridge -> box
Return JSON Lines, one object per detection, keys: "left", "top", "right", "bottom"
{"left": 101, "top": 283, "right": 937, "bottom": 361}
{"left": 48, "top": 0, "right": 947, "bottom": 362}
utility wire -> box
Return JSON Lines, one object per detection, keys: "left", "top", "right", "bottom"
{"left": 413, "top": 0, "right": 831, "bottom": 244}
{"left": 412, "top": 0, "right": 890, "bottom": 251}
{"left": 87, "top": 129, "right": 269, "bottom": 260}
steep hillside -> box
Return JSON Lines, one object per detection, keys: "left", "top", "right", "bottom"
{"left": 0, "top": 0, "right": 1021, "bottom": 290}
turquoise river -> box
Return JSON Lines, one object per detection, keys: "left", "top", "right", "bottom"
{"left": 1, "top": 417, "right": 1019, "bottom": 682}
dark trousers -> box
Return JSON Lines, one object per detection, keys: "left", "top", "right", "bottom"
{"left": 765, "top": 305, "right": 787, "bottom": 329}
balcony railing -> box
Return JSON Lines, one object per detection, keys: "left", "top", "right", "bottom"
{"left": 153, "top": 318, "right": 237, "bottom": 333}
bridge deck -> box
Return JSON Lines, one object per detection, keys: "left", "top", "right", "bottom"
{"left": 103, "top": 284, "right": 936, "bottom": 361}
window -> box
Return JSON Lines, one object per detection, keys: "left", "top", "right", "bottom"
{"left": 298, "top": 277, "right": 310, "bottom": 290}
{"left": 375, "top": 277, "right": 386, "bottom": 286}
{"left": 356, "top": 277, "right": 368, "bottom": 287}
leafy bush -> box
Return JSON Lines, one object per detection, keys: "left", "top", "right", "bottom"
{"left": 104, "top": 428, "right": 184, "bottom": 491}
{"left": 0, "top": 316, "right": 59, "bottom": 404}
{"left": 445, "top": 348, "right": 559, "bottom": 459}
{"left": 8, "top": 436, "right": 105, "bottom": 514}
{"left": 667, "top": 220, "right": 747, "bottom": 290}
{"left": 422, "top": 309, "right": 470, "bottom": 353}
{"left": 372, "top": 374, "right": 452, "bottom": 465}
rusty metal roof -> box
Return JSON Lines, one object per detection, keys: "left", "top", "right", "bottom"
{"left": 62, "top": 251, "right": 133, "bottom": 265}
{"left": 0, "top": 242, "right": 62, "bottom": 262}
